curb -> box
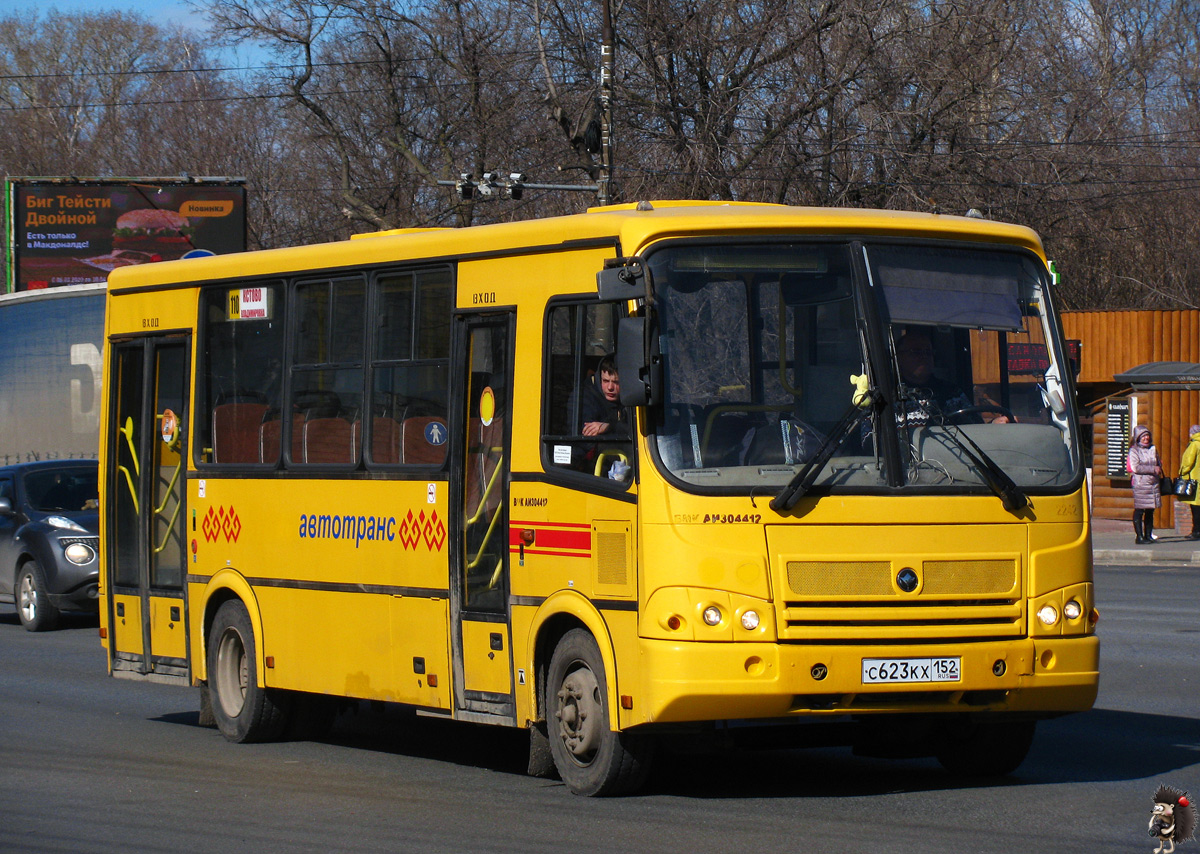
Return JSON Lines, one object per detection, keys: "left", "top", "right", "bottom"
{"left": 1093, "top": 548, "right": 1200, "bottom": 567}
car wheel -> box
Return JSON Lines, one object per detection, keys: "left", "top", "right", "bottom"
{"left": 546, "top": 628, "right": 654, "bottom": 796}
{"left": 16, "top": 561, "right": 60, "bottom": 632}
{"left": 207, "top": 599, "right": 289, "bottom": 743}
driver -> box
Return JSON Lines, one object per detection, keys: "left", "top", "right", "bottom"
{"left": 581, "top": 355, "right": 629, "bottom": 438}
{"left": 894, "top": 327, "right": 1002, "bottom": 426}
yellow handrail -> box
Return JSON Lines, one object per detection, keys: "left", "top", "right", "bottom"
{"left": 152, "top": 459, "right": 184, "bottom": 555}
{"left": 465, "top": 450, "right": 504, "bottom": 527}
{"left": 117, "top": 466, "right": 138, "bottom": 514}
{"left": 154, "top": 498, "right": 184, "bottom": 555}
{"left": 593, "top": 449, "right": 630, "bottom": 477}
{"left": 465, "top": 499, "right": 504, "bottom": 571}
{"left": 465, "top": 449, "right": 507, "bottom": 586}
{"left": 117, "top": 416, "right": 140, "bottom": 513}
{"left": 120, "top": 416, "right": 140, "bottom": 476}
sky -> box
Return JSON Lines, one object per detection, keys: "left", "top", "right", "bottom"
{"left": 0, "top": 0, "right": 204, "bottom": 29}
{"left": 0, "top": 0, "right": 267, "bottom": 70}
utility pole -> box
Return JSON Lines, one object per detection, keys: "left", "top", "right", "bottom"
{"left": 598, "top": 0, "right": 615, "bottom": 207}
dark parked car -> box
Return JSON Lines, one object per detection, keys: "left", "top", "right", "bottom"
{"left": 0, "top": 460, "right": 99, "bottom": 631}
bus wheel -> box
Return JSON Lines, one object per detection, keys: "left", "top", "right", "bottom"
{"left": 935, "top": 718, "right": 1036, "bottom": 777}
{"left": 207, "top": 599, "right": 289, "bottom": 743}
{"left": 546, "top": 629, "right": 653, "bottom": 796}
{"left": 16, "top": 561, "right": 59, "bottom": 632}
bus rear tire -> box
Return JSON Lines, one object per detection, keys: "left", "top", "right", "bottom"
{"left": 207, "top": 599, "right": 289, "bottom": 743}
{"left": 935, "top": 718, "right": 1036, "bottom": 777}
{"left": 546, "top": 628, "right": 653, "bottom": 796}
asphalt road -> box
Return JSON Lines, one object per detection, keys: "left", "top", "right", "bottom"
{"left": 1, "top": 564, "right": 1196, "bottom": 853}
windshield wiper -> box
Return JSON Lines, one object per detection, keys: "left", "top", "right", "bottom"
{"left": 771, "top": 392, "right": 878, "bottom": 512}
{"left": 932, "top": 421, "right": 1029, "bottom": 513}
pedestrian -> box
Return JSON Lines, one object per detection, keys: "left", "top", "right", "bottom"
{"left": 1127, "top": 425, "right": 1163, "bottom": 544}
{"left": 1177, "top": 424, "right": 1200, "bottom": 540}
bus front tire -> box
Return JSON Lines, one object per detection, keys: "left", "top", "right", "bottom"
{"left": 935, "top": 718, "right": 1036, "bottom": 777}
{"left": 546, "top": 628, "right": 653, "bottom": 796}
{"left": 207, "top": 599, "right": 289, "bottom": 743}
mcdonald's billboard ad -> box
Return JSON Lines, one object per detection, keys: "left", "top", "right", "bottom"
{"left": 4, "top": 178, "right": 246, "bottom": 292}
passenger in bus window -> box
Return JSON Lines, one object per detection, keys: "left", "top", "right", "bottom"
{"left": 581, "top": 355, "right": 628, "bottom": 438}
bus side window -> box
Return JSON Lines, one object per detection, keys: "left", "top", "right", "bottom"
{"left": 367, "top": 268, "right": 451, "bottom": 467}
{"left": 197, "top": 282, "right": 285, "bottom": 467}
{"left": 542, "top": 301, "right": 631, "bottom": 481}
{"left": 289, "top": 278, "right": 365, "bottom": 467}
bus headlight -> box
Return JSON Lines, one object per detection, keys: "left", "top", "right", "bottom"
{"left": 740, "top": 610, "right": 760, "bottom": 631}
{"left": 1063, "top": 599, "right": 1082, "bottom": 621}
{"left": 702, "top": 606, "right": 722, "bottom": 626}
{"left": 1037, "top": 604, "right": 1059, "bottom": 627}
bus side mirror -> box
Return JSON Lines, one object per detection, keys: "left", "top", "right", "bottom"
{"left": 616, "top": 316, "right": 660, "bottom": 407}
{"left": 597, "top": 257, "right": 648, "bottom": 302}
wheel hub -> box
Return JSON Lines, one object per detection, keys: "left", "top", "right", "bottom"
{"left": 556, "top": 665, "right": 602, "bottom": 760}
{"left": 18, "top": 573, "right": 36, "bottom": 622}
{"left": 214, "top": 628, "right": 248, "bottom": 717}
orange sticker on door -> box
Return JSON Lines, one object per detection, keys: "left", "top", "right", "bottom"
{"left": 479, "top": 386, "right": 495, "bottom": 426}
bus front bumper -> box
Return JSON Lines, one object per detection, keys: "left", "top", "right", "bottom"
{"left": 628, "top": 635, "right": 1098, "bottom": 726}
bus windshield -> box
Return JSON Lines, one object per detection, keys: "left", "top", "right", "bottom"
{"left": 647, "top": 240, "right": 1079, "bottom": 494}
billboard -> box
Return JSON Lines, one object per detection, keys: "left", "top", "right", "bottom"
{"left": 4, "top": 177, "right": 246, "bottom": 292}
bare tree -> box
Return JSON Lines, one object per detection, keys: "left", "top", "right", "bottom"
{"left": 0, "top": 9, "right": 241, "bottom": 176}
{"left": 195, "top": 0, "right": 560, "bottom": 229}
{"left": 8, "top": 2, "right": 1200, "bottom": 309}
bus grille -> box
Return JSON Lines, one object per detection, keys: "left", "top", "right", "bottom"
{"left": 779, "top": 558, "right": 1023, "bottom": 641}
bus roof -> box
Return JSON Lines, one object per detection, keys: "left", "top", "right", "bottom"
{"left": 106, "top": 201, "right": 1046, "bottom": 292}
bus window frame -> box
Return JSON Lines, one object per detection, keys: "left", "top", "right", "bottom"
{"left": 286, "top": 273, "right": 368, "bottom": 472}
{"left": 539, "top": 294, "right": 635, "bottom": 493}
{"left": 638, "top": 236, "right": 1083, "bottom": 500}
{"left": 364, "top": 264, "right": 454, "bottom": 472}
{"left": 193, "top": 278, "right": 287, "bottom": 472}
{"left": 193, "top": 263, "right": 454, "bottom": 475}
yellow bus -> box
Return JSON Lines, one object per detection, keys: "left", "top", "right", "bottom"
{"left": 99, "top": 201, "right": 1097, "bottom": 795}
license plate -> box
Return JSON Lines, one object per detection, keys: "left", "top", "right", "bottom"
{"left": 861, "top": 656, "right": 961, "bottom": 684}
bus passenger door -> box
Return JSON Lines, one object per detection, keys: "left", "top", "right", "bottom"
{"left": 107, "top": 336, "right": 191, "bottom": 683}
{"left": 451, "top": 313, "right": 515, "bottom": 721}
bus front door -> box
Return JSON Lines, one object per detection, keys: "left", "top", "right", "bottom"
{"left": 451, "top": 313, "right": 515, "bottom": 721}
{"left": 107, "top": 336, "right": 191, "bottom": 684}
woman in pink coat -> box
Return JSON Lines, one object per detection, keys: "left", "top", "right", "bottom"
{"left": 1127, "top": 425, "right": 1163, "bottom": 544}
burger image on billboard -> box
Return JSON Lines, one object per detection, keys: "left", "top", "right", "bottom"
{"left": 113, "top": 208, "right": 195, "bottom": 259}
